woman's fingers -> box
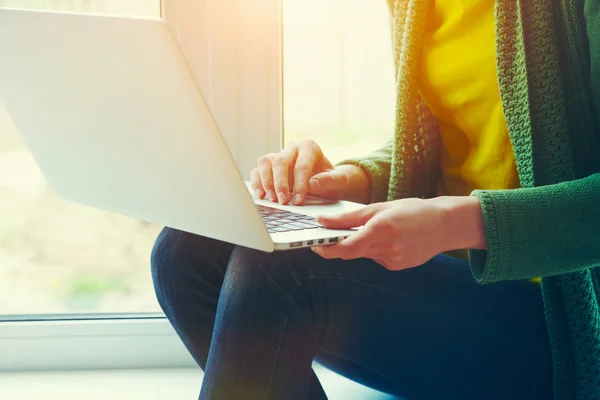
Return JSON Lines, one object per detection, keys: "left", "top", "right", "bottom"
{"left": 313, "top": 206, "right": 385, "bottom": 259}
{"left": 252, "top": 140, "right": 337, "bottom": 204}
{"left": 312, "top": 226, "right": 376, "bottom": 260}
{"left": 317, "top": 203, "right": 382, "bottom": 230}
{"left": 250, "top": 168, "right": 265, "bottom": 199}
{"left": 272, "top": 144, "right": 298, "bottom": 204}
{"left": 257, "top": 153, "right": 277, "bottom": 202}
{"left": 292, "top": 140, "right": 321, "bottom": 205}
{"left": 307, "top": 169, "right": 349, "bottom": 200}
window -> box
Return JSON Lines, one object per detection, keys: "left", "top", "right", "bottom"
{"left": 0, "top": 1, "right": 164, "bottom": 318}
{"left": 0, "top": 0, "right": 279, "bottom": 371}
{"left": 0, "top": 0, "right": 394, "bottom": 371}
{"left": 0, "top": 0, "right": 393, "bottom": 315}
{"left": 0, "top": 110, "right": 164, "bottom": 316}
{"left": 283, "top": 0, "right": 395, "bottom": 163}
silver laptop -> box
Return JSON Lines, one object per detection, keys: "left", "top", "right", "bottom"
{"left": 0, "top": 8, "right": 361, "bottom": 252}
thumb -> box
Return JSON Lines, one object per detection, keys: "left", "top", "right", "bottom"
{"left": 308, "top": 170, "right": 348, "bottom": 197}
{"left": 317, "top": 205, "right": 380, "bottom": 230}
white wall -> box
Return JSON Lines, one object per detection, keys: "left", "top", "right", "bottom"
{"left": 282, "top": 0, "right": 395, "bottom": 162}
{"left": 0, "top": 0, "right": 159, "bottom": 15}
{"left": 163, "top": 0, "right": 282, "bottom": 177}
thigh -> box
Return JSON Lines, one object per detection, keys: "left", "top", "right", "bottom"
{"left": 152, "top": 227, "right": 235, "bottom": 299}
{"left": 280, "top": 251, "right": 552, "bottom": 400}
{"left": 151, "top": 228, "right": 236, "bottom": 367}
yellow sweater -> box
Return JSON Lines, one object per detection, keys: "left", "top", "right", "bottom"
{"left": 418, "top": 0, "right": 520, "bottom": 197}
{"left": 418, "top": 0, "right": 540, "bottom": 282}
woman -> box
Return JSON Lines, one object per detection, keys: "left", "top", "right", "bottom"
{"left": 151, "top": 0, "right": 600, "bottom": 399}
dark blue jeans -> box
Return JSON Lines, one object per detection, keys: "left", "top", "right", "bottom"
{"left": 151, "top": 227, "right": 553, "bottom": 400}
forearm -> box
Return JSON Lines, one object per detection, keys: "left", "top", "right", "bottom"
{"left": 336, "top": 164, "right": 372, "bottom": 204}
{"left": 470, "top": 173, "right": 600, "bottom": 283}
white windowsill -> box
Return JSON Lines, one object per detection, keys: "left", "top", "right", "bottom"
{"left": 0, "top": 317, "right": 394, "bottom": 398}
{"left": 0, "top": 317, "right": 196, "bottom": 371}
{"left": 0, "top": 367, "right": 395, "bottom": 400}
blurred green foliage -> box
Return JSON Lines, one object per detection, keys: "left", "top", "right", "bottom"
{"left": 62, "top": 273, "right": 132, "bottom": 309}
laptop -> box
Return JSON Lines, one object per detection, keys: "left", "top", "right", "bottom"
{"left": 0, "top": 8, "right": 362, "bottom": 252}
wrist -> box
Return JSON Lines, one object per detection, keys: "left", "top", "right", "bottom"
{"left": 336, "top": 164, "right": 371, "bottom": 204}
{"left": 433, "top": 196, "right": 487, "bottom": 251}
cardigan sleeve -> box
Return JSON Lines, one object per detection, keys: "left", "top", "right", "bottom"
{"left": 336, "top": 139, "right": 393, "bottom": 204}
{"left": 468, "top": 173, "right": 600, "bottom": 283}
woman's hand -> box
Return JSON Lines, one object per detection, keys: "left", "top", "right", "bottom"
{"left": 312, "top": 196, "right": 487, "bottom": 270}
{"left": 250, "top": 140, "right": 371, "bottom": 205}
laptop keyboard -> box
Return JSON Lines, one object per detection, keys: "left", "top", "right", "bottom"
{"left": 258, "top": 205, "right": 323, "bottom": 234}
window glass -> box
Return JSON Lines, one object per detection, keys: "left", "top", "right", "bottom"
{"left": 283, "top": 0, "right": 395, "bottom": 163}
{"left": 0, "top": 0, "right": 395, "bottom": 317}
{"left": 0, "top": 1, "right": 163, "bottom": 316}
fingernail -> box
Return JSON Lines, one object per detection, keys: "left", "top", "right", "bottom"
{"left": 277, "top": 192, "right": 287, "bottom": 203}
{"left": 309, "top": 178, "right": 320, "bottom": 191}
{"left": 255, "top": 189, "right": 263, "bottom": 198}
{"left": 268, "top": 191, "right": 276, "bottom": 202}
{"left": 294, "top": 194, "right": 302, "bottom": 205}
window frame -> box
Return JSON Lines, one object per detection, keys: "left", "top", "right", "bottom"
{"left": 0, "top": 317, "right": 195, "bottom": 371}
{"left": 0, "top": 0, "right": 282, "bottom": 372}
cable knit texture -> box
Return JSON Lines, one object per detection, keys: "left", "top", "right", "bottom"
{"left": 338, "top": 0, "right": 600, "bottom": 398}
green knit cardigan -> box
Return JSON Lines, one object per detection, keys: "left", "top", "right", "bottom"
{"left": 340, "top": 0, "right": 600, "bottom": 398}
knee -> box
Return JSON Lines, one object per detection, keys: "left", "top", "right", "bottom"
{"left": 150, "top": 228, "right": 227, "bottom": 301}
{"left": 150, "top": 227, "right": 187, "bottom": 287}
{"left": 226, "top": 246, "right": 313, "bottom": 298}
{"left": 223, "top": 247, "right": 320, "bottom": 328}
